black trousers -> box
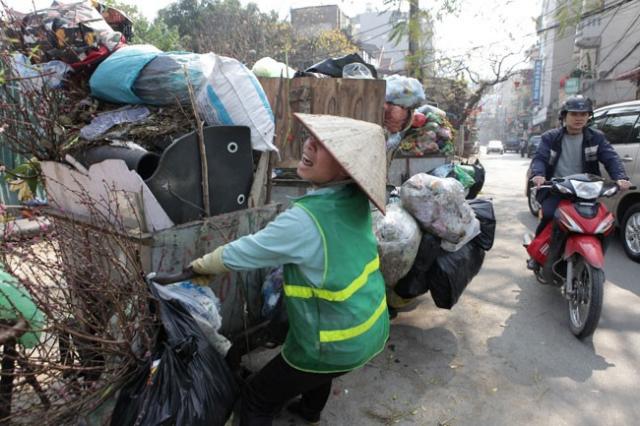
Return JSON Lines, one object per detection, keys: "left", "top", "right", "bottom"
{"left": 240, "top": 353, "right": 346, "bottom": 426}
{"left": 535, "top": 190, "right": 561, "bottom": 236}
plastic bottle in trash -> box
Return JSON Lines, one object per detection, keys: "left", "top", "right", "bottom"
{"left": 342, "top": 63, "right": 374, "bottom": 79}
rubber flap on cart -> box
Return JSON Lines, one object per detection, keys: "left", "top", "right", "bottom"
{"left": 145, "top": 126, "right": 253, "bottom": 224}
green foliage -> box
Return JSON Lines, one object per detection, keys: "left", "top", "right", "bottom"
{"left": 104, "top": 0, "right": 186, "bottom": 51}
{"left": 159, "top": 0, "right": 291, "bottom": 63}
{"left": 1, "top": 159, "right": 41, "bottom": 201}
{"left": 155, "top": 0, "right": 360, "bottom": 68}
{"left": 424, "top": 78, "right": 469, "bottom": 127}
{"left": 383, "top": 0, "right": 442, "bottom": 80}
{"left": 555, "top": 0, "right": 604, "bottom": 35}
{"left": 289, "top": 29, "right": 359, "bottom": 70}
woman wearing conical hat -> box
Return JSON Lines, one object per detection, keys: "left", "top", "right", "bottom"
{"left": 188, "top": 113, "right": 390, "bottom": 425}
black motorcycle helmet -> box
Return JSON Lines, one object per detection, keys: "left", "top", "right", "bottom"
{"left": 558, "top": 95, "right": 594, "bottom": 121}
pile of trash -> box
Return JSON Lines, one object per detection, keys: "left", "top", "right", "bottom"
{"left": 2, "top": 0, "right": 281, "bottom": 228}
{"left": 252, "top": 52, "right": 378, "bottom": 80}
{"left": 398, "top": 104, "right": 456, "bottom": 157}
{"left": 373, "top": 173, "right": 496, "bottom": 310}
{"left": 428, "top": 159, "right": 486, "bottom": 200}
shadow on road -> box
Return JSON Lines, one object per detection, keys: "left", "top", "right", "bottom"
{"left": 487, "top": 278, "right": 614, "bottom": 386}
{"left": 324, "top": 325, "right": 458, "bottom": 425}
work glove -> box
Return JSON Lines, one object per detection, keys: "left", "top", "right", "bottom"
{"left": 189, "top": 245, "right": 229, "bottom": 286}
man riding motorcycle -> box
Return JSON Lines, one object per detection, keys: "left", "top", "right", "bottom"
{"left": 527, "top": 95, "right": 631, "bottom": 270}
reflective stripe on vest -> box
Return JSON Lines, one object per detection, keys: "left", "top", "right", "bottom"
{"left": 283, "top": 256, "right": 380, "bottom": 301}
{"left": 319, "top": 295, "right": 387, "bottom": 343}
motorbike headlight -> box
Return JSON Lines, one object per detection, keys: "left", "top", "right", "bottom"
{"left": 558, "top": 209, "right": 584, "bottom": 233}
{"left": 594, "top": 216, "right": 615, "bottom": 234}
{"left": 571, "top": 180, "right": 603, "bottom": 199}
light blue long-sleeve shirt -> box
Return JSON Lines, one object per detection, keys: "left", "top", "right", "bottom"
{"left": 221, "top": 186, "right": 346, "bottom": 286}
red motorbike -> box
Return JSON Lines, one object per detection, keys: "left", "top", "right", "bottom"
{"left": 523, "top": 174, "right": 633, "bottom": 339}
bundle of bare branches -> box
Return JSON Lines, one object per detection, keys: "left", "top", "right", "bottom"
{"left": 1, "top": 183, "right": 157, "bottom": 424}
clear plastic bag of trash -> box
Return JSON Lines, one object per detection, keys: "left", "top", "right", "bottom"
{"left": 261, "top": 266, "right": 284, "bottom": 319}
{"left": 342, "top": 63, "right": 374, "bottom": 79}
{"left": 152, "top": 281, "right": 231, "bottom": 356}
{"left": 385, "top": 74, "right": 426, "bottom": 108}
{"left": 372, "top": 203, "right": 422, "bottom": 287}
{"left": 10, "top": 53, "right": 72, "bottom": 91}
{"left": 400, "top": 173, "right": 476, "bottom": 244}
{"left": 440, "top": 217, "right": 481, "bottom": 252}
{"left": 80, "top": 105, "right": 151, "bottom": 140}
{"left": 416, "top": 103, "right": 447, "bottom": 118}
{"left": 251, "top": 57, "right": 296, "bottom": 78}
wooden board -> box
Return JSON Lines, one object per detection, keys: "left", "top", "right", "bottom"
{"left": 41, "top": 160, "right": 174, "bottom": 233}
{"left": 258, "top": 77, "right": 386, "bottom": 167}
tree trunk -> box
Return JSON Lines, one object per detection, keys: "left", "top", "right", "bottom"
{"left": 408, "top": 0, "right": 421, "bottom": 80}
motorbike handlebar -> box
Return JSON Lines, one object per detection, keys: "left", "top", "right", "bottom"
{"left": 530, "top": 178, "right": 633, "bottom": 190}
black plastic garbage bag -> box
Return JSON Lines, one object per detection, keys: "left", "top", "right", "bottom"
{"left": 111, "top": 283, "right": 238, "bottom": 426}
{"left": 468, "top": 198, "right": 496, "bottom": 251}
{"left": 428, "top": 242, "right": 485, "bottom": 309}
{"left": 393, "top": 232, "right": 442, "bottom": 299}
{"left": 304, "top": 53, "right": 378, "bottom": 79}
{"left": 465, "top": 160, "right": 485, "bottom": 200}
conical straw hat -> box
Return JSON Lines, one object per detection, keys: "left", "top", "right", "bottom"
{"left": 293, "top": 113, "right": 387, "bottom": 214}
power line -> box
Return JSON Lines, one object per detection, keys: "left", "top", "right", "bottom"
{"left": 594, "top": 11, "right": 640, "bottom": 71}
{"left": 357, "top": 27, "right": 396, "bottom": 44}
{"left": 602, "top": 38, "right": 640, "bottom": 78}
{"left": 352, "top": 21, "right": 395, "bottom": 38}
{"left": 536, "top": 0, "right": 637, "bottom": 35}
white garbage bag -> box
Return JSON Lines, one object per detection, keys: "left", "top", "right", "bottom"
{"left": 372, "top": 203, "right": 422, "bottom": 288}
{"left": 400, "top": 173, "right": 476, "bottom": 244}
{"left": 196, "top": 54, "right": 277, "bottom": 152}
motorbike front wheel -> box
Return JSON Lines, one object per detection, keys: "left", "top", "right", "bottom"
{"left": 568, "top": 258, "right": 604, "bottom": 339}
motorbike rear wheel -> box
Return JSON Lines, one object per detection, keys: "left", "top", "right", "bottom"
{"left": 568, "top": 258, "right": 604, "bottom": 339}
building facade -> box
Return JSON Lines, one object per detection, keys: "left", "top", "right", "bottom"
{"left": 574, "top": 0, "right": 640, "bottom": 106}
{"left": 532, "top": 0, "right": 640, "bottom": 132}
{"left": 531, "top": 0, "right": 578, "bottom": 130}
{"left": 351, "top": 9, "right": 435, "bottom": 77}
{"left": 291, "top": 5, "right": 351, "bottom": 38}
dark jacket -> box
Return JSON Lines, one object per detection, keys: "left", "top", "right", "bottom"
{"left": 531, "top": 126, "right": 628, "bottom": 180}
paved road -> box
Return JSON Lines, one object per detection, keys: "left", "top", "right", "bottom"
{"left": 266, "top": 152, "right": 639, "bottom": 426}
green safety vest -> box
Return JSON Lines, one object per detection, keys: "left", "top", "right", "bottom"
{"left": 281, "top": 185, "right": 389, "bottom": 373}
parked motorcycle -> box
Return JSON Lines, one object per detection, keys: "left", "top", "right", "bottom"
{"left": 523, "top": 174, "right": 635, "bottom": 339}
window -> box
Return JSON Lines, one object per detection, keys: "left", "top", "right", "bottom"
{"left": 591, "top": 114, "right": 607, "bottom": 130}
{"left": 599, "top": 113, "right": 640, "bottom": 144}
{"left": 632, "top": 118, "right": 640, "bottom": 144}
